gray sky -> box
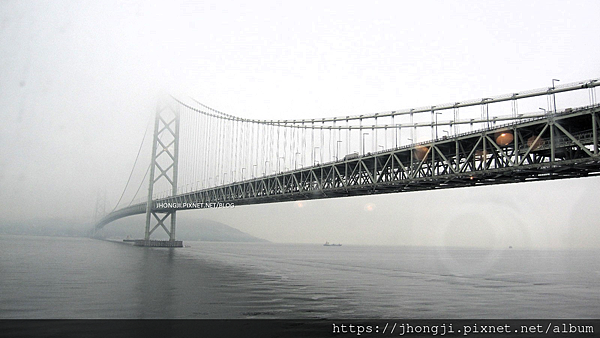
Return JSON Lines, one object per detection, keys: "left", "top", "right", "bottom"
{"left": 1, "top": 0, "right": 599, "bottom": 248}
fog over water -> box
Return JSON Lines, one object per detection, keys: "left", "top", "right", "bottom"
{"left": 1, "top": 236, "right": 599, "bottom": 319}
{"left": 1, "top": 0, "right": 600, "bottom": 248}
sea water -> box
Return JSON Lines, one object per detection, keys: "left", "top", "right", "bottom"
{"left": 0, "top": 235, "right": 598, "bottom": 319}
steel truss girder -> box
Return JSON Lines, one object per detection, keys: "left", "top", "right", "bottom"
{"left": 96, "top": 105, "right": 600, "bottom": 229}
{"left": 153, "top": 105, "right": 600, "bottom": 209}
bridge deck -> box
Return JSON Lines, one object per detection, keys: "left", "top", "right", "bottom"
{"left": 95, "top": 105, "right": 600, "bottom": 230}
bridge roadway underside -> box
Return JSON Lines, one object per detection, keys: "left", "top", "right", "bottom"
{"left": 96, "top": 105, "right": 600, "bottom": 229}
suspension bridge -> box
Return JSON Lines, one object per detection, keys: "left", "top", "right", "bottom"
{"left": 93, "top": 79, "right": 600, "bottom": 247}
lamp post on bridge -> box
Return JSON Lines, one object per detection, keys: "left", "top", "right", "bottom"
{"left": 435, "top": 112, "right": 442, "bottom": 139}
{"left": 336, "top": 141, "right": 343, "bottom": 160}
{"left": 253, "top": 164, "right": 257, "bottom": 178}
{"left": 295, "top": 152, "right": 300, "bottom": 169}
{"left": 362, "top": 133, "right": 369, "bottom": 155}
{"left": 552, "top": 79, "right": 560, "bottom": 114}
{"left": 482, "top": 98, "right": 492, "bottom": 129}
{"left": 313, "top": 147, "right": 320, "bottom": 165}
{"left": 407, "top": 138, "right": 414, "bottom": 169}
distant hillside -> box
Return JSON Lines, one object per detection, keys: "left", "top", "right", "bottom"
{"left": 1, "top": 217, "right": 267, "bottom": 243}
{"left": 106, "top": 217, "right": 269, "bottom": 242}
{"left": 176, "top": 219, "right": 268, "bottom": 242}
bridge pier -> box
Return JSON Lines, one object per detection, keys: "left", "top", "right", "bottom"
{"left": 133, "top": 239, "right": 183, "bottom": 248}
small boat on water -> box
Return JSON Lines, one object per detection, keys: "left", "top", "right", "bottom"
{"left": 324, "top": 241, "right": 342, "bottom": 247}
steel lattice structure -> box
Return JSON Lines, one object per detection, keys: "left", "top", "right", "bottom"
{"left": 151, "top": 105, "right": 600, "bottom": 207}
{"left": 93, "top": 79, "right": 600, "bottom": 245}
{"left": 143, "top": 100, "right": 180, "bottom": 245}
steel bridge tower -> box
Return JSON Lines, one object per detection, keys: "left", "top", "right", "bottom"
{"left": 142, "top": 98, "right": 183, "bottom": 247}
